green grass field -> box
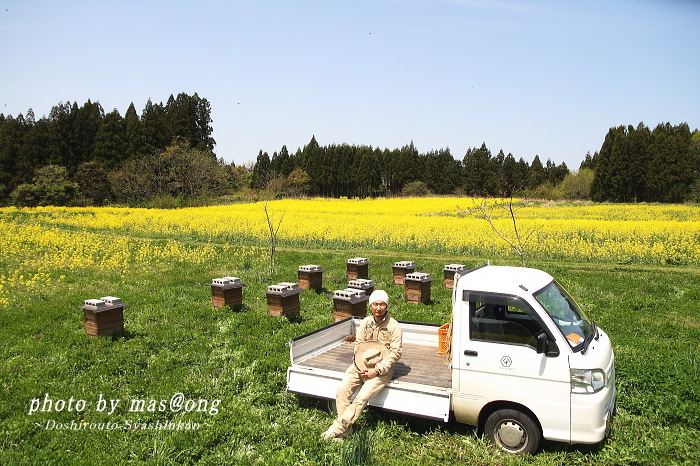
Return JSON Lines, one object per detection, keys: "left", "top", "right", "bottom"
{"left": 1, "top": 220, "right": 699, "bottom": 465}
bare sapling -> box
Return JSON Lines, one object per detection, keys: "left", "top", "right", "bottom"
{"left": 261, "top": 202, "right": 285, "bottom": 275}
{"left": 458, "top": 191, "right": 540, "bottom": 267}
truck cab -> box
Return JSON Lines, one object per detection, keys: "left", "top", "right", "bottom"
{"left": 451, "top": 265, "right": 616, "bottom": 453}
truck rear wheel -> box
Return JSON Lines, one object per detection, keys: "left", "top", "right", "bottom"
{"left": 484, "top": 408, "right": 542, "bottom": 454}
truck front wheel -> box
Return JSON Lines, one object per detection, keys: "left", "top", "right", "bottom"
{"left": 484, "top": 408, "right": 542, "bottom": 454}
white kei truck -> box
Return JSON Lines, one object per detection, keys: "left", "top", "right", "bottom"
{"left": 286, "top": 265, "right": 616, "bottom": 454}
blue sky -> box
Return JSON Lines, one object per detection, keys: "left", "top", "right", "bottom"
{"left": 1, "top": 0, "right": 698, "bottom": 169}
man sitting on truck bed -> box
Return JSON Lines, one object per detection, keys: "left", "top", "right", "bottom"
{"left": 322, "top": 289, "right": 403, "bottom": 440}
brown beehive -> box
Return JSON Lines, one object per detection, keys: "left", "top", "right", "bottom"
{"left": 346, "top": 257, "right": 370, "bottom": 280}
{"left": 80, "top": 297, "right": 126, "bottom": 337}
{"left": 443, "top": 264, "right": 467, "bottom": 290}
{"left": 208, "top": 276, "right": 246, "bottom": 309}
{"left": 266, "top": 283, "right": 303, "bottom": 317}
{"left": 404, "top": 272, "right": 434, "bottom": 304}
{"left": 392, "top": 260, "right": 416, "bottom": 285}
{"left": 332, "top": 288, "right": 369, "bottom": 322}
{"left": 297, "top": 265, "right": 325, "bottom": 291}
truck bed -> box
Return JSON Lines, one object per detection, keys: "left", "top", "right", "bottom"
{"left": 287, "top": 317, "right": 453, "bottom": 421}
{"left": 298, "top": 339, "right": 452, "bottom": 388}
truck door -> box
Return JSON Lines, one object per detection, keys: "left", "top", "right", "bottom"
{"left": 456, "top": 292, "right": 572, "bottom": 443}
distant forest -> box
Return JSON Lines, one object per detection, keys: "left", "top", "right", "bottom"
{"left": 0, "top": 92, "right": 698, "bottom": 206}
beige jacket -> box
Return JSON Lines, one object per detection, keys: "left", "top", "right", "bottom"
{"left": 355, "top": 313, "right": 402, "bottom": 376}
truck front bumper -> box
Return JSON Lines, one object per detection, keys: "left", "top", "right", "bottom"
{"left": 570, "top": 383, "right": 616, "bottom": 444}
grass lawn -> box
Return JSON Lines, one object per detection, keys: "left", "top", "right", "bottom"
{"left": 1, "top": 222, "right": 698, "bottom": 464}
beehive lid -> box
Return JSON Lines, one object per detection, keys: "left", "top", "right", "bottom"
{"left": 333, "top": 288, "right": 364, "bottom": 299}
{"left": 405, "top": 272, "right": 433, "bottom": 281}
{"left": 222, "top": 276, "right": 242, "bottom": 284}
{"left": 444, "top": 264, "right": 466, "bottom": 272}
{"left": 347, "top": 257, "right": 369, "bottom": 265}
{"left": 298, "top": 264, "right": 323, "bottom": 272}
{"left": 267, "top": 284, "right": 289, "bottom": 293}
{"left": 83, "top": 299, "right": 106, "bottom": 309}
{"left": 348, "top": 278, "right": 374, "bottom": 287}
{"left": 279, "top": 282, "right": 298, "bottom": 289}
{"left": 394, "top": 260, "right": 416, "bottom": 268}
{"left": 212, "top": 277, "right": 233, "bottom": 286}
{"left": 99, "top": 296, "right": 122, "bottom": 306}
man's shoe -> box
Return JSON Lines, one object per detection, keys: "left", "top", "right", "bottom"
{"left": 321, "top": 429, "right": 342, "bottom": 441}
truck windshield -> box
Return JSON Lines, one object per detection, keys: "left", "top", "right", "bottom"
{"left": 534, "top": 280, "right": 594, "bottom": 351}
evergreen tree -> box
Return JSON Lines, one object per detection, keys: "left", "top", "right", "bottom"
{"left": 0, "top": 114, "right": 24, "bottom": 198}
{"left": 579, "top": 151, "right": 596, "bottom": 171}
{"left": 646, "top": 122, "right": 695, "bottom": 202}
{"left": 501, "top": 153, "right": 518, "bottom": 194}
{"left": 251, "top": 150, "right": 271, "bottom": 190}
{"left": 139, "top": 99, "right": 168, "bottom": 155}
{"left": 93, "top": 109, "right": 126, "bottom": 168}
{"left": 462, "top": 143, "right": 493, "bottom": 195}
{"left": 72, "top": 100, "right": 104, "bottom": 170}
{"left": 47, "top": 102, "right": 77, "bottom": 167}
{"left": 124, "top": 102, "right": 140, "bottom": 159}
{"left": 16, "top": 113, "right": 50, "bottom": 186}
{"left": 423, "top": 148, "right": 460, "bottom": 194}
{"left": 527, "top": 155, "right": 545, "bottom": 190}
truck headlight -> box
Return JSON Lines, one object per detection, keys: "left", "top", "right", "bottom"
{"left": 570, "top": 369, "right": 605, "bottom": 394}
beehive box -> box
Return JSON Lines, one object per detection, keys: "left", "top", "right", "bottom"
{"left": 332, "top": 288, "right": 369, "bottom": 322}
{"left": 297, "top": 264, "right": 325, "bottom": 290}
{"left": 347, "top": 278, "right": 375, "bottom": 297}
{"left": 392, "top": 260, "right": 416, "bottom": 285}
{"left": 346, "top": 257, "right": 370, "bottom": 280}
{"left": 266, "top": 283, "right": 303, "bottom": 317}
{"left": 80, "top": 297, "right": 126, "bottom": 337}
{"left": 404, "top": 272, "right": 434, "bottom": 304}
{"left": 208, "top": 276, "right": 246, "bottom": 309}
{"left": 443, "top": 264, "right": 467, "bottom": 289}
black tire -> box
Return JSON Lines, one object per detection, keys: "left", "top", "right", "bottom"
{"left": 484, "top": 408, "right": 542, "bottom": 455}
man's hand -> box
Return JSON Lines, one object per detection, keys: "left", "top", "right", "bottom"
{"left": 359, "top": 369, "right": 379, "bottom": 379}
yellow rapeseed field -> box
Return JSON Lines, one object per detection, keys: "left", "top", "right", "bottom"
{"left": 1, "top": 198, "right": 698, "bottom": 305}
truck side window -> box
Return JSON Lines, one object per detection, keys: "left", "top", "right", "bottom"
{"left": 469, "top": 297, "right": 542, "bottom": 349}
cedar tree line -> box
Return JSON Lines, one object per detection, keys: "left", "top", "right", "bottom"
{"left": 0, "top": 93, "right": 698, "bottom": 206}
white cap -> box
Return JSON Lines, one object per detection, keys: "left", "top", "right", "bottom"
{"left": 368, "top": 289, "right": 389, "bottom": 305}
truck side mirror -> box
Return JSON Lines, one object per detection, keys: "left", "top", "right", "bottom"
{"left": 536, "top": 333, "right": 548, "bottom": 354}
{"left": 537, "top": 332, "right": 560, "bottom": 357}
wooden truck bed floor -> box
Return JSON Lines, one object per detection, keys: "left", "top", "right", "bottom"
{"left": 297, "top": 340, "right": 452, "bottom": 389}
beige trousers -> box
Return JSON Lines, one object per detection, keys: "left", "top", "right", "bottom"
{"left": 330, "top": 365, "right": 393, "bottom": 435}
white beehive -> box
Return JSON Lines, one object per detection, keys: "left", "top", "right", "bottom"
{"left": 279, "top": 282, "right": 299, "bottom": 289}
